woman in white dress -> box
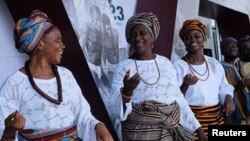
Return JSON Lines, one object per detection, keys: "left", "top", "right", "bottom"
{"left": 0, "top": 9, "right": 113, "bottom": 141}
{"left": 173, "top": 19, "right": 235, "bottom": 140}
{"left": 110, "top": 12, "right": 207, "bottom": 141}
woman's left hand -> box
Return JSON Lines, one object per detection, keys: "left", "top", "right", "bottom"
{"left": 223, "top": 95, "right": 235, "bottom": 116}
{"left": 95, "top": 123, "right": 114, "bottom": 141}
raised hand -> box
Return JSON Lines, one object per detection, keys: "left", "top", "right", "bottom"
{"left": 123, "top": 70, "right": 140, "bottom": 91}
{"left": 184, "top": 74, "right": 198, "bottom": 85}
{"left": 95, "top": 123, "right": 114, "bottom": 141}
{"left": 3, "top": 111, "right": 26, "bottom": 139}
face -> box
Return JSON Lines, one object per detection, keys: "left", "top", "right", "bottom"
{"left": 129, "top": 24, "right": 153, "bottom": 56}
{"left": 242, "top": 42, "right": 250, "bottom": 61}
{"left": 183, "top": 29, "right": 204, "bottom": 53}
{"left": 41, "top": 27, "right": 65, "bottom": 65}
{"left": 222, "top": 41, "right": 238, "bottom": 59}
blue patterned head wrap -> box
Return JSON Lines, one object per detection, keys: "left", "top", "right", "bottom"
{"left": 14, "top": 10, "right": 53, "bottom": 54}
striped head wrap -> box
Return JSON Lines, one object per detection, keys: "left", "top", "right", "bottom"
{"left": 220, "top": 37, "right": 237, "bottom": 49}
{"left": 14, "top": 9, "right": 53, "bottom": 54}
{"left": 125, "top": 12, "right": 160, "bottom": 43}
{"left": 179, "top": 19, "right": 206, "bottom": 41}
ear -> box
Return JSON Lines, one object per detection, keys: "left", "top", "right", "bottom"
{"left": 39, "top": 39, "right": 45, "bottom": 48}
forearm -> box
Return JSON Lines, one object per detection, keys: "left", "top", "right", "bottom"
{"left": 1, "top": 127, "right": 16, "bottom": 141}
{"left": 180, "top": 83, "right": 189, "bottom": 95}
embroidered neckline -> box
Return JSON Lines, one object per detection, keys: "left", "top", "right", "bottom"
{"left": 185, "top": 55, "right": 209, "bottom": 81}
{"left": 25, "top": 60, "right": 62, "bottom": 104}
{"left": 134, "top": 58, "right": 160, "bottom": 85}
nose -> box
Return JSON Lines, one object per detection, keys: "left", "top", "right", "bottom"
{"left": 61, "top": 42, "right": 65, "bottom": 49}
{"left": 133, "top": 33, "right": 142, "bottom": 41}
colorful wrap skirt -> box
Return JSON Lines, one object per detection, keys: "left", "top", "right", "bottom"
{"left": 122, "top": 100, "right": 194, "bottom": 141}
{"left": 190, "top": 104, "right": 224, "bottom": 140}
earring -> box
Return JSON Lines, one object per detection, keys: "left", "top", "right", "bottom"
{"left": 38, "top": 47, "right": 43, "bottom": 58}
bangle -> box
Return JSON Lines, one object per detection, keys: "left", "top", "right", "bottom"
{"left": 120, "top": 88, "right": 133, "bottom": 99}
{"left": 2, "top": 135, "right": 15, "bottom": 141}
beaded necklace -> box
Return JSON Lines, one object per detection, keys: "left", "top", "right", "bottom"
{"left": 134, "top": 58, "right": 160, "bottom": 85}
{"left": 185, "top": 55, "right": 209, "bottom": 81}
{"left": 25, "top": 60, "right": 62, "bottom": 104}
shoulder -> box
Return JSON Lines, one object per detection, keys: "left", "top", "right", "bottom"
{"left": 155, "top": 54, "right": 171, "bottom": 64}
{"left": 56, "top": 66, "right": 75, "bottom": 79}
{"left": 173, "top": 58, "right": 186, "bottom": 68}
{"left": 205, "top": 55, "right": 222, "bottom": 67}
{"left": 0, "top": 71, "right": 24, "bottom": 89}
{"left": 205, "top": 55, "right": 219, "bottom": 63}
{"left": 117, "top": 58, "right": 134, "bottom": 68}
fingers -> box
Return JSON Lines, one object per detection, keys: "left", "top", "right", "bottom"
{"left": 123, "top": 70, "right": 130, "bottom": 82}
{"left": 224, "top": 100, "right": 235, "bottom": 116}
{"left": 224, "top": 105, "right": 229, "bottom": 116}
{"left": 9, "top": 111, "right": 17, "bottom": 121}
{"left": 130, "top": 73, "right": 140, "bottom": 81}
{"left": 5, "top": 111, "right": 17, "bottom": 126}
{"left": 95, "top": 123, "right": 114, "bottom": 141}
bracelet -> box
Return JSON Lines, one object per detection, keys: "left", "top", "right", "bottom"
{"left": 2, "top": 135, "right": 15, "bottom": 141}
{"left": 120, "top": 88, "right": 133, "bottom": 99}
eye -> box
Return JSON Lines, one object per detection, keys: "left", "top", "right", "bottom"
{"left": 56, "top": 37, "right": 62, "bottom": 43}
{"left": 139, "top": 31, "right": 147, "bottom": 36}
{"left": 195, "top": 34, "right": 202, "bottom": 38}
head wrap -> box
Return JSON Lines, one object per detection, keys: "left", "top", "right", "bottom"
{"left": 125, "top": 12, "right": 160, "bottom": 43}
{"left": 238, "top": 35, "right": 250, "bottom": 50}
{"left": 14, "top": 9, "right": 53, "bottom": 54}
{"left": 220, "top": 37, "right": 237, "bottom": 49}
{"left": 179, "top": 19, "right": 206, "bottom": 41}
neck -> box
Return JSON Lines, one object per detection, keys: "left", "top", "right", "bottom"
{"left": 224, "top": 57, "right": 237, "bottom": 64}
{"left": 133, "top": 53, "right": 155, "bottom": 60}
{"left": 186, "top": 53, "right": 204, "bottom": 64}
{"left": 28, "top": 56, "right": 54, "bottom": 79}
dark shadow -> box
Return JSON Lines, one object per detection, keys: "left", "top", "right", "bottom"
{"left": 199, "top": 0, "right": 250, "bottom": 40}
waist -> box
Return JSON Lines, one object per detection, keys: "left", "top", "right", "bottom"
{"left": 18, "top": 124, "right": 79, "bottom": 141}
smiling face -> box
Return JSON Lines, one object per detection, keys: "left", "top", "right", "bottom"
{"left": 129, "top": 24, "right": 153, "bottom": 57}
{"left": 183, "top": 29, "right": 204, "bottom": 54}
{"left": 41, "top": 27, "right": 65, "bottom": 65}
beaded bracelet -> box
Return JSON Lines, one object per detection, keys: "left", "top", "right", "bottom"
{"left": 120, "top": 88, "right": 133, "bottom": 99}
{"left": 2, "top": 135, "right": 15, "bottom": 141}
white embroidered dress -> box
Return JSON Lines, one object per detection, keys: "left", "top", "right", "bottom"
{"left": 0, "top": 66, "right": 99, "bottom": 141}
{"left": 173, "top": 55, "right": 234, "bottom": 106}
{"left": 109, "top": 55, "right": 201, "bottom": 139}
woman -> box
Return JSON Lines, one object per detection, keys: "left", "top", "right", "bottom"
{"left": 220, "top": 37, "right": 250, "bottom": 125}
{"left": 0, "top": 10, "right": 113, "bottom": 141}
{"left": 173, "top": 19, "right": 235, "bottom": 139}
{"left": 110, "top": 13, "right": 206, "bottom": 141}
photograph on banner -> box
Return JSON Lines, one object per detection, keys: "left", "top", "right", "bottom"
{"left": 62, "top": 0, "right": 129, "bottom": 113}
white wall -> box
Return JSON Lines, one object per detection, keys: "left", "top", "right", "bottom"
{"left": 0, "top": 0, "right": 28, "bottom": 86}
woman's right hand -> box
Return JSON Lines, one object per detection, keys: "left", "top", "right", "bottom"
{"left": 184, "top": 74, "right": 198, "bottom": 85}
{"left": 121, "top": 70, "right": 140, "bottom": 102}
{"left": 123, "top": 70, "right": 140, "bottom": 92}
{"left": 3, "top": 111, "right": 26, "bottom": 138}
